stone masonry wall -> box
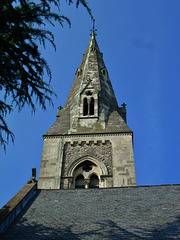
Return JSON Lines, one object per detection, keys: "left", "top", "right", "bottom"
{"left": 38, "top": 134, "right": 136, "bottom": 189}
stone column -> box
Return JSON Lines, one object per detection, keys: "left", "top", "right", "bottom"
{"left": 84, "top": 179, "right": 90, "bottom": 189}
{"left": 68, "top": 177, "right": 73, "bottom": 189}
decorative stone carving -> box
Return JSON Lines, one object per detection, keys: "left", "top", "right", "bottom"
{"left": 62, "top": 140, "right": 112, "bottom": 177}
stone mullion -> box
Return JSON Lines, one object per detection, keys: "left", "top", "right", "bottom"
{"left": 87, "top": 98, "right": 91, "bottom": 115}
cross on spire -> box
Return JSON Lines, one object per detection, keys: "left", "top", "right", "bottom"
{"left": 121, "top": 103, "right": 127, "bottom": 108}
{"left": 90, "top": 18, "right": 97, "bottom": 36}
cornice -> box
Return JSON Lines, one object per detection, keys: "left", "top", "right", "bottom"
{"left": 43, "top": 132, "right": 133, "bottom": 139}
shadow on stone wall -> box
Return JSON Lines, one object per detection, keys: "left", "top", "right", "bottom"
{"left": 0, "top": 214, "right": 180, "bottom": 239}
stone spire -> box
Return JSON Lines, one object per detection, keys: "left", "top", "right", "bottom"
{"left": 45, "top": 32, "right": 132, "bottom": 136}
{"left": 39, "top": 30, "right": 136, "bottom": 190}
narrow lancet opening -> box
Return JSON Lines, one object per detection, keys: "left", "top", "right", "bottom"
{"left": 89, "top": 174, "right": 99, "bottom": 188}
{"left": 75, "top": 175, "right": 85, "bottom": 188}
{"left": 83, "top": 98, "right": 88, "bottom": 116}
{"left": 90, "top": 98, "right": 94, "bottom": 115}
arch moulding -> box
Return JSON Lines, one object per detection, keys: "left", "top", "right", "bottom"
{"left": 66, "top": 155, "right": 108, "bottom": 177}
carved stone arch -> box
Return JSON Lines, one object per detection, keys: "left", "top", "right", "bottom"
{"left": 88, "top": 171, "right": 100, "bottom": 179}
{"left": 66, "top": 155, "right": 108, "bottom": 177}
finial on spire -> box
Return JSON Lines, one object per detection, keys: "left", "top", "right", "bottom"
{"left": 90, "top": 18, "right": 97, "bottom": 36}
{"left": 93, "top": 18, "right": 95, "bottom": 31}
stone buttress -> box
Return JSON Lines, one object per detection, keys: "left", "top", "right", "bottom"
{"left": 38, "top": 31, "right": 136, "bottom": 189}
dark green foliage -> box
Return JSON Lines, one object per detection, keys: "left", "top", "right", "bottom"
{"left": 0, "top": 0, "right": 92, "bottom": 151}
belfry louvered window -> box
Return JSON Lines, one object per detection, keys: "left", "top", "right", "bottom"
{"left": 83, "top": 98, "right": 88, "bottom": 116}
{"left": 90, "top": 98, "right": 94, "bottom": 115}
{"left": 83, "top": 97, "right": 94, "bottom": 116}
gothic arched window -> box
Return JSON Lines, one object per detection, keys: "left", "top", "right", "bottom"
{"left": 89, "top": 174, "right": 99, "bottom": 188}
{"left": 90, "top": 98, "right": 94, "bottom": 115}
{"left": 75, "top": 175, "right": 85, "bottom": 188}
{"left": 83, "top": 98, "right": 88, "bottom": 116}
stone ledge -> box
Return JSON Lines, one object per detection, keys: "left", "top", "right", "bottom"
{"left": 38, "top": 183, "right": 180, "bottom": 192}
{"left": 43, "top": 132, "right": 133, "bottom": 139}
{"left": 0, "top": 182, "right": 37, "bottom": 233}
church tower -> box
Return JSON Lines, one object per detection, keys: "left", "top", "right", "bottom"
{"left": 38, "top": 30, "right": 136, "bottom": 189}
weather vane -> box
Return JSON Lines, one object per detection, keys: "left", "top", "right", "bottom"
{"left": 90, "top": 18, "right": 97, "bottom": 36}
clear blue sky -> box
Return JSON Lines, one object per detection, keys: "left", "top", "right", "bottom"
{"left": 1, "top": 0, "right": 180, "bottom": 208}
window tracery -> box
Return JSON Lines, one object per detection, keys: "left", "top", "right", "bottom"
{"left": 74, "top": 161, "right": 99, "bottom": 189}
{"left": 83, "top": 97, "right": 94, "bottom": 116}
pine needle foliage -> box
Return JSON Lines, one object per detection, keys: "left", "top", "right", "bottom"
{"left": 0, "top": 0, "right": 93, "bottom": 151}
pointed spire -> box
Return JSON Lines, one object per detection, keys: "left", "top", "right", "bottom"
{"left": 45, "top": 29, "right": 132, "bottom": 136}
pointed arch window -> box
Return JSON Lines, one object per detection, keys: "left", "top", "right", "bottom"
{"left": 90, "top": 98, "right": 94, "bottom": 115}
{"left": 89, "top": 174, "right": 99, "bottom": 188}
{"left": 75, "top": 175, "right": 85, "bottom": 188}
{"left": 83, "top": 97, "right": 95, "bottom": 116}
{"left": 83, "top": 98, "right": 88, "bottom": 116}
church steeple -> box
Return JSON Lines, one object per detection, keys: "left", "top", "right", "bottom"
{"left": 38, "top": 31, "right": 136, "bottom": 190}
{"left": 45, "top": 31, "right": 131, "bottom": 136}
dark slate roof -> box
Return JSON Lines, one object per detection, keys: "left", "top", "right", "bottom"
{"left": 45, "top": 33, "right": 132, "bottom": 136}
{"left": 1, "top": 185, "right": 180, "bottom": 239}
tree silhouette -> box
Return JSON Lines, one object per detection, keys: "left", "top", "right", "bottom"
{"left": 0, "top": 0, "right": 93, "bottom": 151}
